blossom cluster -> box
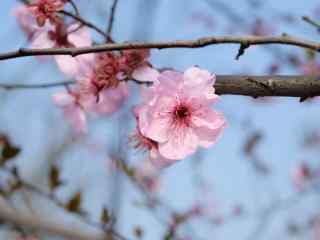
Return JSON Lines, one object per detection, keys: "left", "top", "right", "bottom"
{"left": 13, "top": 0, "right": 226, "bottom": 168}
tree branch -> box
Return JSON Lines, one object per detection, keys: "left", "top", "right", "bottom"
{"left": 60, "top": 10, "right": 109, "bottom": 39}
{"left": 302, "top": 16, "right": 320, "bottom": 32}
{"left": 0, "top": 80, "right": 74, "bottom": 90}
{"left": 0, "top": 165, "right": 128, "bottom": 240}
{"left": 0, "top": 35, "right": 319, "bottom": 60}
{"left": 106, "top": 0, "right": 119, "bottom": 42}
{"left": 0, "top": 207, "right": 125, "bottom": 240}
{"left": 1, "top": 76, "right": 320, "bottom": 100}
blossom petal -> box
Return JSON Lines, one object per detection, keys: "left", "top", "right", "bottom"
{"left": 68, "top": 24, "right": 92, "bottom": 47}
{"left": 183, "top": 66, "right": 215, "bottom": 87}
{"left": 158, "top": 127, "right": 199, "bottom": 160}
{"left": 140, "top": 96, "right": 176, "bottom": 142}
{"left": 31, "top": 29, "right": 55, "bottom": 49}
{"left": 52, "top": 92, "right": 74, "bottom": 107}
{"left": 55, "top": 55, "right": 79, "bottom": 78}
{"left": 149, "top": 149, "right": 178, "bottom": 169}
{"left": 64, "top": 106, "right": 87, "bottom": 134}
{"left": 192, "top": 108, "right": 226, "bottom": 130}
{"left": 195, "top": 125, "right": 226, "bottom": 148}
{"left": 132, "top": 65, "right": 160, "bottom": 82}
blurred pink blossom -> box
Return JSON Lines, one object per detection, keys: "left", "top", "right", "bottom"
{"left": 31, "top": 22, "right": 93, "bottom": 78}
{"left": 76, "top": 52, "right": 129, "bottom": 115}
{"left": 28, "top": 0, "right": 66, "bottom": 26}
{"left": 13, "top": 4, "right": 41, "bottom": 38}
{"left": 301, "top": 60, "right": 320, "bottom": 75}
{"left": 52, "top": 90, "right": 87, "bottom": 134}
{"left": 291, "top": 162, "right": 312, "bottom": 190}
{"left": 135, "top": 160, "right": 161, "bottom": 193}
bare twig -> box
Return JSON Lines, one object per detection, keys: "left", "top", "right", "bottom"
{"left": 60, "top": 10, "right": 109, "bottom": 39}
{"left": 67, "top": 0, "right": 80, "bottom": 16}
{"left": 0, "top": 80, "right": 74, "bottom": 90}
{"left": 106, "top": 0, "right": 119, "bottom": 42}
{"left": 302, "top": 16, "right": 320, "bottom": 31}
{"left": 0, "top": 35, "right": 319, "bottom": 61}
{"left": 0, "top": 166, "right": 128, "bottom": 240}
{"left": 0, "top": 208, "right": 125, "bottom": 240}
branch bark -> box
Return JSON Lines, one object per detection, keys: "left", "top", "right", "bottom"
{"left": 1, "top": 35, "right": 319, "bottom": 60}
{"left": 0, "top": 207, "right": 116, "bottom": 240}
{"left": 1, "top": 76, "right": 320, "bottom": 100}
{"left": 214, "top": 75, "right": 320, "bottom": 99}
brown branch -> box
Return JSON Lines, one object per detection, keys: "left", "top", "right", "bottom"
{"left": 0, "top": 80, "right": 74, "bottom": 90}
{"left": 2, "top": 76, "right": 320, "bottom": 100}
{"left": 214, "top": 75, "right": 320, "bottom": 99}
{"left": 67, "top": 0, "right": 80, "bottom": 16}
{"left": 0, "top": 208, "right": 126, "bottom": 240}
{"left": 302, "top": 16, "right": 320, "bottom": 32}
{"left": 1, "top": 35, "right": 320, "bottom": 60}
{"left": 106, "top": 0, "right": 119, "bottom": 42}
{"left": 0, "top": 166, "right": 128, "bottom": 240}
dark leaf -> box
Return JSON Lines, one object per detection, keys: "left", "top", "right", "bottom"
{"left": 244, "top": 131, "right": 262, "bottom": 156}
{"left": 49, "top": 165, "right": 62, "bottom": 191}
{"left": 66, "top": 191, "right": 82, "bottom": 213}
{"left": 100, "top": 207, "right": 110, "bottom": 224}
{"left": 0, "top": 135, "right": 21, "bottom": 165}
{"left": 134, "top": 226, "right": 143, "bottom": 238}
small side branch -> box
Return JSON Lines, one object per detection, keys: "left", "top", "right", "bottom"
{"left": 106, "top": 0, "right": 120, "bottom": 42}
{"left": 302, "top": 16, "right": 320, "bottom": 32}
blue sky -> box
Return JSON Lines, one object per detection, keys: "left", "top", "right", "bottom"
{"left": 0, "top": 0, "right": 320, "bottom": 239}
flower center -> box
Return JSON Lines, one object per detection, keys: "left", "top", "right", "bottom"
{"left": 93, "top": 53, "right": 120, "bottom": 90}
{"left": 175, "top": 105, "right": 190, "bottom": 120}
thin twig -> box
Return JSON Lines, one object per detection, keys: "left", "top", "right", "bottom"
{"left": 67, "top": 0, "right": 80, "bottom": 16}
{"left": 60, "top": 10, "right": 109, "bottom": 39}
{"left": 302, "top": 16, "right": 320, "bottom": 31}
{"left": 0, "top": 80, "right": 74, "bottom": 90}
{"left": 0, "top": 35, "right": 319, "bottom": 61}
{"left": 0, "top": 165, "right": 128, "bottom": 240}
{"left": 106, "top": 0, "right": 119, "bottom": 42}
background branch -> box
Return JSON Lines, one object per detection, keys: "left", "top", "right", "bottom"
{"left": 106, "top": 0, "right": 119, "bottom": 42}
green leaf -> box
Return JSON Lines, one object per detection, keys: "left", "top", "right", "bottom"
{"left": 66, "top": 191, "right": 82, "bottom": 213}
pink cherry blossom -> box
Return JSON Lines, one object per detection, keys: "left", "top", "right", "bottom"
{"left": 28, "top": 0, "right": 65, "bottom": 27}
{"left": 135, "top": 67, "right": 226, "bottom": 161}
{"left": 301, "top": 60, "right": 320, "bottom": 75}
{"left": 135, "top": 160, "right": 161, "bottom": 193}
{"left": 76, "top": 52, "right": 129, "bottom": 115}
{"left": 52, "top": 90, "right": 87, "bottom": 134}
{"left": 117, "top": 49, "right": 159, "bottom": 82}
{"left": 131, "top": 106, "right": 174, "bottom": 169}
{"left": 31, "top": 22, "right": 93, "bottom": 77}
{"left": 291, "top": 162, "right": 312, "bottom": 190}
{"left": 13, "top": 4, "right": 41, "bottom": 38}
{"left": 82, "top": 82, "right": 129, "bottom": 115}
